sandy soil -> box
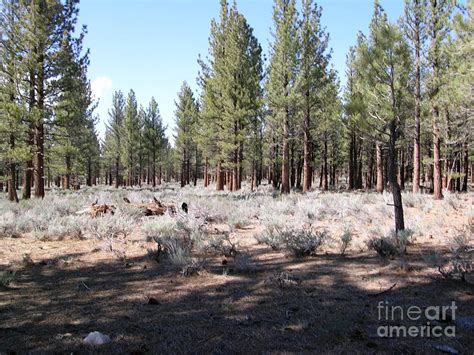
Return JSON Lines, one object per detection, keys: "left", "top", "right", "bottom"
{"left": 0, "top": 192, "right": 473, "bottom": 354}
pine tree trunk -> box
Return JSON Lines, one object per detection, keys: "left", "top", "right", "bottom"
{"left": 303, "top": 99, "right": 311, "bottom": 192}
{"left": 281, "top": 109, "right": 290, "bottom": 194}
{"left": 388, "top": 121, "right": 404, "bottom": 232}
{"left": 23, "top": 71, "right": 36, "bottom": 200}
{"left": 398, "top": 147, "right": 405, "bottom": 190}
{"left": 8, "top": 134, "right": 19, "bottom": 203}
{"left": 152, "top": 150, "right": 156, "bottom": 187}
{"left": 367, "top": 144, "right": 374, "bottom": 190}
{"left": 204, "top": 157, "right": 209, "bottom": 187}
{"left": 322, "top": 137, "right": 328, "bottom": 191}
{"left": 432, "top": 104, "right": 443, "bottom": 199}
{"left": 114, "top": 157, "right": 120, "bottom": 188}
{"left": 216, "top": 162, "right": 224, "bottom": 191}
{"left": 64, "top": 155, "right": 71, "bottom": 190}
{"left": 34, "top": 55, "right": 45, "bottom": 198}
{"left": 376, "top": 142, "right": 384, "bottom": 193}
{"left": 413, "top": 16, "right": 422, "bottom": 194}
{"left": 348, "top": 134, "right": 354, "bottom": 190}
{"left": 296, "top": 156, "right": 302, "bottom": 190}
{"left": 356, "top": 144, "right": 363, "bottom": 189}
{"left": 462, "top": 143, "right": 468, "bottom": 192}
{"left": 194, "top": 146, "right": 198, "bottom": 187}
{"left": 87, "top": 157, "right": 92, "bottom": 186}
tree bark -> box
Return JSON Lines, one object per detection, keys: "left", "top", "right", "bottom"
{"left": 322, "top": 137, "right": 328, "bottom": 191}
{"left": 281, "top": 109, "right": 290, "bottom": 194}
{"left": 462, "top": 143, "right": 468, "bottom": 191}
{"left": 302, "top": 94, "right": 311, "bottom": 192}
{"left": 412, "top": 4, "right": 422, "bottom": 194}
{"left": 432, "top": 104, "right": 443, "bottom": 199}
{"left": 23, "top": 70, "right": 36, "bottom": 200}
{"left": 204, "top": 157, "right": 209, "bottom": 187}
{"left": 388, "top": 122, "right": 405, "bottom": 232}
{"left": 8, "top": 134, "right": 19, "bottom": 203}
{"left": 376, "top": 142, "right": 384, "bottom": 193}
{"left": 34, "top": 54, "right": 45, "bottom": 198}
{"left": 216, "top": 161, "right": 224, "bottom": 191}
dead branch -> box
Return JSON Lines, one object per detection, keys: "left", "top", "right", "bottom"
{"left": 123, "top": 197, "right": 175, "bottom": 216}
{"left": 368, "top": 283, "right": 397, "bottom": 297}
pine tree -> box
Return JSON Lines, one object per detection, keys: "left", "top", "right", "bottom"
{"left": 295, "top": 0, "right": 330, "bottom": 192}
{"left": 266, "top": 0, "right": 299, "bottom": 194}
{"left": 106, "top": 91, "right": 125, "bottom": 187}
{"left": 0, "top": 0, "right": 29, "bottom": 202}
{"left": 426, "top": 0, "right": 455, "bottom": 199}
{"left": 174, "top": 82, "right": 198, "bottom": 188}
{"left": 121, "top": 89, "right": 141, "bottom": 186}
{"left": 403, "top": 0, "right": 427, "bottom": 193}
{"left": 143, "top": 97, "right": 166, "bottom": 187}
{"left": 199, "top": 0, "right": 263, "bottom": 191}
{"left": 356, "top": 1, "right": 411, "bottom": 231}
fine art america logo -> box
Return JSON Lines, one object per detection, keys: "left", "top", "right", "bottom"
{"left": 377, "top": 301, "right": 457, "bottom": 338}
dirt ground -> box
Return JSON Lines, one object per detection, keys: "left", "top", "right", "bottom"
{"left": 1, "top": 190, "right": 473, "bottom": 354}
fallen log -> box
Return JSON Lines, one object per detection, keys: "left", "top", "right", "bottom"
{"left": 123, "top": 197, "right": 175, "bottom": 216}
{"left": 76, "top": 200, "right": 116, "bottom": 218}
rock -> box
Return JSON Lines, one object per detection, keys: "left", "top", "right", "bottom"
{"left": 432, "top": 344, "right": 458, "bottom": 354}
{"left": 455, "top": 316, "right": 474, "bottom": 331}
{"left": 83, "top": 331, "right": 111, "bottom": 346}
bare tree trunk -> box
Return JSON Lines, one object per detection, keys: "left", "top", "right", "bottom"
{"left": 398, "top": 147, "right": 405, "bottom": 190}
{"left": 322, "top": 137, "right": 328, "bottom": 191}
{"left": 281, "top": 109, "right": 290, "bottom": 194}
{"left": 349, "top": 134, "right": 355, "bottom": 190}
{"left": 87, "top": 157, "right": 92, "bottom": 186}
{"left": 23, "top": 71, "right": 36, "bottom": 200}
{"left": 152, "top": 150, "right": 156, "bottom": 187}
{"left": 64, "top": 155, "right": 71, "bottom": 190}
{"left": 376, "top": 142, "right": 384, "bottom": 193}
{"left": 204, "top": 157, "right": 209, "bottom": 187}
{"left": 34, "top": 55, "right": 45, "bottom": 198}
{"left": 462, "top": 143, "right": 469, "bottom": 192}
{"left": 367, "top": 143, "right": 374, "bottom": 190}
{"left": 216, "top": 161, "right": 224, "bottom": 191}
{"left": 388, "top": 122, "right": 404, "bottom": 232}
{"left": 433, "top": 104, "right": 443, "bottom": 199}
{"left": 8, "top": 134, "right": 19, "bottom": 203}
{"left": 413, "top": 13, "right": 422, "bottom": 194}
{"left": 303, "top": 95, "right": 311, "bottom": 192}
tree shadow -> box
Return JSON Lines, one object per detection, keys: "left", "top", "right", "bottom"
{"left": 1, "top": 244, "right": 473, "bottom": 354}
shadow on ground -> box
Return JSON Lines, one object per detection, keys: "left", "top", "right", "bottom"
{"left": 1, "top": 244, "right": 473, "bottom": 354}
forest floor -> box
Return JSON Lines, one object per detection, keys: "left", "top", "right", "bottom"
{"left": 0, "top": 184, "right": 473, "bottom": 354}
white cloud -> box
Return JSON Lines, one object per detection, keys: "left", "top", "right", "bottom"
{"left": 91, "top": 76, "right": 113, "bottom": 99}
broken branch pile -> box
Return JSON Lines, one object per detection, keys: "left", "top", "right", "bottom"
{"left": 77, "top": 197, "right": 178, "bottom": 218}
{"left": 123, "top": 197, "right": 176, "bottom": 216}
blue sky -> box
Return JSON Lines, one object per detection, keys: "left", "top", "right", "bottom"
{"left": 78, "top": 0, "right": 404, "bottom": 141}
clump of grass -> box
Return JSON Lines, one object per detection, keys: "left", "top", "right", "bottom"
{"left": 339, "top": 228, "right": 353, "bottom": 256}
{"left": 283, "top": 229, "right": 329, "bottom": 257}
{"left": 205, "top": 234, "right": 239, "bottom": 257}
{"left": 257, "top": 226, "right": 329, "bottom": 257}
{"left": 0, "top": 270, "right": 16, "bottom": 288}
{"left": 366, "top": 229, "right": 414, "bottom": 259}
{"left": 32, "top": 215, "right": 85, "bottom": 241}
{"left": 142, "top": 216, "right": 177, "bottom": 242}
{"left": 180, "top": 259, "right": 204, "bottom": 277}
{"left": 86, "top": 212, "right": 134, "bottom": 244}
{"left": 255, "top": 225, "right": 283, "bottom": 250}
{"left": 438, "top": 234, "right": 473, "bottom": 281}
{"left": 228, "top": 212, "right": 251, "bottom": 230}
